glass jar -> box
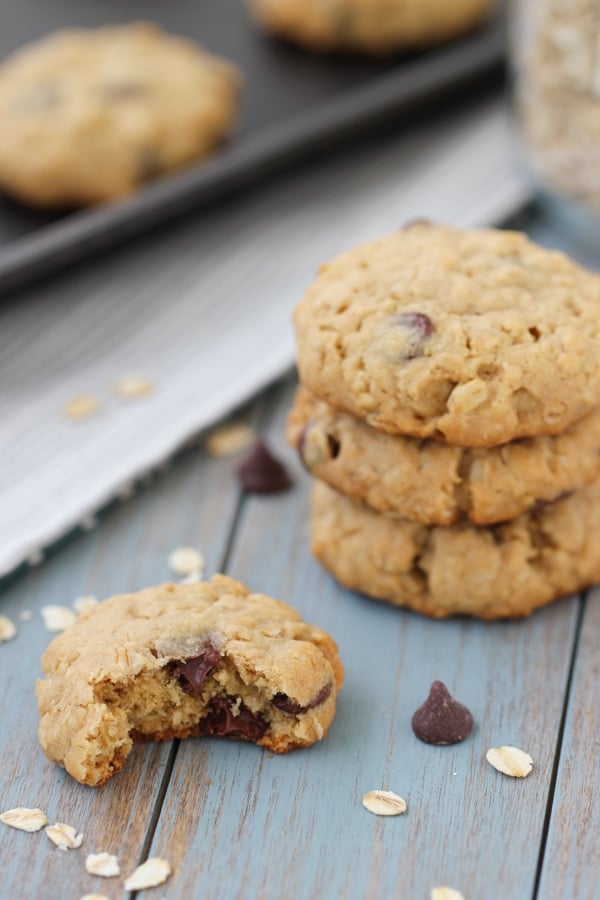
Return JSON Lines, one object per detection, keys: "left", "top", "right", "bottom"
{"left": 510, "top": 0, "right": 600, "bottom": 225}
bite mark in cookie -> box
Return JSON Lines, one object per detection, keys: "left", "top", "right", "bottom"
{"left": 36, "top": 576, "right": 343, "bottom": 786}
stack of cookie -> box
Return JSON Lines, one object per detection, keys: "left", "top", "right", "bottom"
{"left": 288, "top": 224, "right": 600, "bottom": 619}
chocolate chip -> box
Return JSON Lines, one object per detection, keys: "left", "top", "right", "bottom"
{"left": 200, "top": 695, "right": 267, "bottom": 741}
{"left": 272, "top": 681, "right": 332, "bottom": 715}
{"left": 411, "top": 681, "right": 473, "bottom": 745}
{"left": 392, "top": 312, "right": 435, "bottom": 360}
{"left": 169, "top": 639, "right": 221, "bottom": 694}
{"left": 137, "top": 148, "right": 162, "bottom": 183}
{"left": 532, "top": 490, "right": 574, "bottom": 512}
{"left": 236, "top": 439, "right": 293, "bottom": 493}
{"left": 298, "top": 424, "right": 340, "bottom": 469}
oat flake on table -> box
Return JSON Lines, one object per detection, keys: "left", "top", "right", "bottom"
{"left": 0, "top": 614, "right": 17, "bottom": 642}
{"left": 45, "top": 822, "right": 83, "bottom": 849}
{"left": 362, "top": 789, "right": 407, "bottom": 816}
{"left": 112, "top": 374, "right": 155, "bottom": 398}
{"left": 486, "top": 745, "right": 533, "bottom": 778}
{"left": 85, "top": 851, "right": 120, "bottom": 877}
{"left": 64, "top": 393, "right": 101, "bottom": 421}
{"left": 168, "top": 546, "right": 205, "bottom": 578}
{"left": 41, "top": 605, "right": 77, "bottom": 632}
{"left": 0, "top": 807, "right": 48, "bottom": 832}
{"left": 431, "top": 888, "right": 466, "bottom": 900}
{"left": 203, "top": 422, "right": 255, "bottom": 457}
{"left": 123, "top": 856, "right": 171, "bottom": 891}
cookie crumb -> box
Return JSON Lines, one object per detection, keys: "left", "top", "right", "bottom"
{"left": 204, "top": 422, "right": 255, "bottom": 457}
{"left": 45, "top": 822, "right": 83, "bottom": 850}
{"left": 64, "top": 393, "right": 101, "bottom": 421}
{"left": 0, "top": 807, "right": 48, "bottom": 832}
{"left": 41, "top": 605, "right": 77, "bottom": 632}
{"left": 112, "top": 374, "right": 155, "bottom": 398}
{"left": 362, "top": 790, "right": 407, "bottom": 817}
{"left": 486, "top": 746, "right": 533, "bottom": 778}
{"left": 0, "top": 615, "right": 17, "bottom": 642}
{"left": 236, "top": 439, "right": 293, "bottom": 492}
{"left": 85, "top": 852, "right": 120, "bottom": 877}
{"left": 123, "top": 857, "right": 171, "bottom": 891}
{"left": 411, "top": 681, "right": 473, "bottom": 745}
{"left": 168, "top": 546, "right": 205, "bottom": 578}
{"left": 73, "top": 595, "right": 99, "bottom": 616}
{"left": 431, "top": 888, "right": 466, "bottom": 900}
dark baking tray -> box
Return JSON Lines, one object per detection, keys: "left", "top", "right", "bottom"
{"left": 0, "top": 0, "right": 505, "bottom": 293}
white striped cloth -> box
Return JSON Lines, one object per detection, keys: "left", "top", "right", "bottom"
{"left": 0, "top": 97, "right": 530, "bottom": 577}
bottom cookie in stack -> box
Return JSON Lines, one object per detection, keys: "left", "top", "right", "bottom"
{"left": 310, "top": 479, "right": 600, "bottom": 620}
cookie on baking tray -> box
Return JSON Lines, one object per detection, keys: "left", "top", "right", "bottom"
{"left": 293, "top": 224, "right": 600, "bottom": 447}
{"left": 246, "top": 0, "right": 494, "bottom": 55}
{"left": 310, "top": 480, "right": 600, "bottom": 620}
{"left": 0, "top": 23, "right": 240, "bottom": 207}
{"left": 37, "top": 575, "right": 344, "bottom": 786}
{"left": 288, "top": 385, "right": 600, "bottom": 525}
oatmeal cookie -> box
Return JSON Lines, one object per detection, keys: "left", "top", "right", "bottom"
{"left": 293, "top": 224, "right": 600, "bottom": 446}
{"left": 246, "top": 0, "right": 494, "bottom": 55}
{"left": 0, "top": 24, "right": 240, "bottom": 207}
{"left": 289, "top": 386, "right": 600, "bottom": 525}
{"left": 311, "top": 479, "right": 600, "bottom": 619}
{"left": 37, "top": 575, "right": 344, "bottom": 786}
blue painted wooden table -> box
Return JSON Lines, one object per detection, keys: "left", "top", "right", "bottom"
{"left": 0, "top": 207, "right": 598, "bottom": 900}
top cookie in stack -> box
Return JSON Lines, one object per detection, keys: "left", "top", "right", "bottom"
{"left": 289, "top": 224, "right": 600, "bottom": 618}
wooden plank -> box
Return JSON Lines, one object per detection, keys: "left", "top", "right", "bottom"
{"left": 536, "top": 591, "right": 600, "bottom": 900}
{"left": 0, "top": 401, "right": 262, "bottom": 900}
{"left": 145, "top": 377, "right": 582, "bottom": 900}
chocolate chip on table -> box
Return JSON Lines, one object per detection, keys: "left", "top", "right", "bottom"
{"left": 200, "top": 695, "right": 267, "bottom": 741}
{"left": 170, "top": 639, "right": 221, "bottom": 694}
{"left": 272, "top": 681, "right": 332, "bottom": 715}
{"left": 236, "top": 439, "right": 293, "bottom": 492}
{"left": 411, "top": 681, "right": 473, "bottom": 745}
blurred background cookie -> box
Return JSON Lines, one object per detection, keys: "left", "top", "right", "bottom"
{"left": 246, "top": 0, "right": 495, "bottom": 55}
{"left": 0, "top": 23, "right": 241, "bottom": 207}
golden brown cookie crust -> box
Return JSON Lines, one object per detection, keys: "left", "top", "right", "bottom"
{"left": 294, "top": 225, "right": 600, "bottom": 447}
{"left": 0, "top": 24, "right": 241, "bottom": 207}
{"left": 311, "top": 480, "right": 600, "bottom": 619}
{"left": 37, "top": 575, "right": 343, "bottom": 786}
{"left": 289, "top": 386, "right": 600, "bottom": 525}
{"left": 247, "top": 0, "right": 494, "bottom": 55}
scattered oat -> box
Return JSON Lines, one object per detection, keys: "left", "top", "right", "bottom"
{"left": 19, "top": 610, "right": 33, "bottom": 622}
{"left": 112, "top": 374, "right": 155, "bottom": 399}
{"left": 0, "top": 615, "right": 17, "bottom": 642}
{"left": 41, "top": 605, "right": 77, "bottom": 632}
{"left": 0, "top": 807, "right": 48, "bottom": 832}
{"left": 73, "top": 595, "right": 99, "bottom": 616}
{"left": 180, "top": 570, "right": 204, "bottom": 584}
{"left": 168, "top": 546, "right": 205, "bottom": 578}
{"left": 431, "top": 888, "right": 466, "bottom": 900}
{"left": 204, "top": 422, "right": 256, "bottom": 457}
{"left": 80, "top": 895, "right": 110, "bottom": 900}
{"left": 64, "top": 393, "right": 101, "bottom": 421}
{"left": 123, "top": 857, "right": 171, "bottom": 891}
{"left": 486, "top": 746, "right": 533, "bottom": 778}
{"left": 85, "top": 852, "right": 120, "bottom": 877}
{"left": 45, "top": 822, "right": 83, "bottom": 850}
{"left": 362, "top": 790, "right": 407, "bottom": 817}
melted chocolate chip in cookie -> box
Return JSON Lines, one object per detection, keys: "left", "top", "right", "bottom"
{"left": 297, "top": 423, "right": 340, "bottom": 468}
{"left": 393, "top": 312, "right": 435, "bottom": 359}
{"left": 200, "top": 695, "right": 267, "bottom": 741}
{"left": 272, "top": 681, "right": 332, "bottom": 715}
{"left": 169, "top": 639, "right": 221, "bottom": 694}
